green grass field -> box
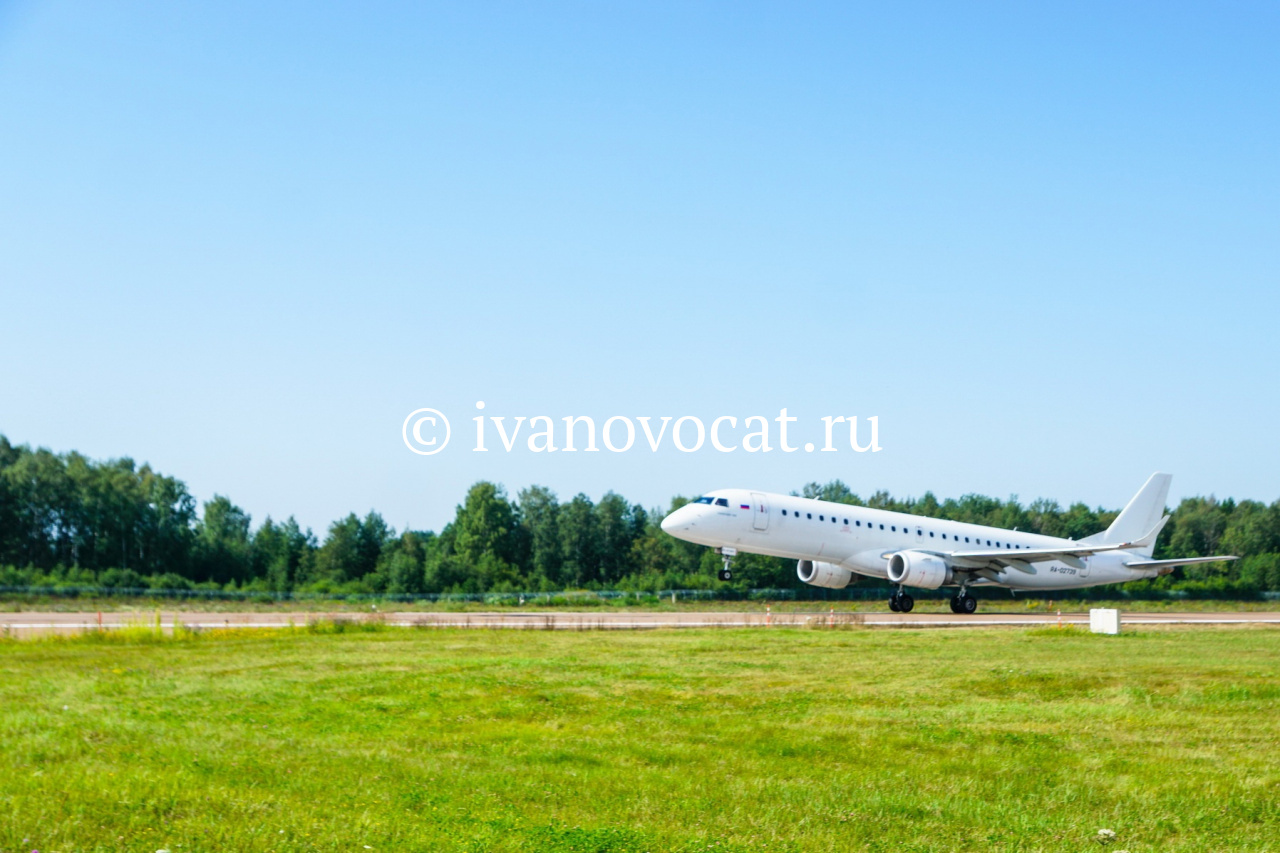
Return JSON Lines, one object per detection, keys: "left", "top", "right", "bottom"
{"left": 2, "top": 626, "right": 1278, "bottom": 852}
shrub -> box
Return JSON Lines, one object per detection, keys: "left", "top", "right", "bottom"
{"left": 99, "top": 568, "right": 145, "bottom": 590}
{"left": 148, "top": 572, "right": 194, "bottom": 592}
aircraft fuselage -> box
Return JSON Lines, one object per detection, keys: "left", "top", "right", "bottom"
{"left": 660, "top": 488, "right": 1159, "bottom": 591}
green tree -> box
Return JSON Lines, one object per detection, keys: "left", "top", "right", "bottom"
{"left": 253, "top": 516, "right": 316, "bottom": 591}
{"left": 595, "top": 491, "right": 639, "bottom": 585}
{"left": 381, "top": 530, "right": 434, "bottom": 595}
{"left": 316, "top": 514, "right": 363, "bottom": 583}
{"left": 800, "top": 480, "right": 862, "bottom": 505}
{"left": 517, "top": 485, "right": 561, "bottom": 585}
{"left": 193, "top": 495, "right": 252, "bottom": 585}
{"left": 451, "top": 482, "right": 524, "bottom": 568}
{"left": 558, "top": 494, "right": 598, "bottom": 586}
{"left": 1167, "top": 497, "right": 1231, "bottom": 560}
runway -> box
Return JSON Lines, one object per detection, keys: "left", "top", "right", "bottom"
{"left": 3, "top": 609, "right": 1280, "bottom": 634}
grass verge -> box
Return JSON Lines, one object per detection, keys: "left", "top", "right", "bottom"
{"left": 2, "top": 626, "right": 1277, "bottom": 851}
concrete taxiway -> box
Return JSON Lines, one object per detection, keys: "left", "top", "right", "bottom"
{"left": 2, "top": 609, "right": 1279, "bottom": 634}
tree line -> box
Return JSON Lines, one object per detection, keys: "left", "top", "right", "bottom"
{"left": 1, "top": 435, "right": 1277, "bottom": 594}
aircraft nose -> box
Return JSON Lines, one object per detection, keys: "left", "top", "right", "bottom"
{"left": 661, "top": 507, "right": 692, "bottom": 534}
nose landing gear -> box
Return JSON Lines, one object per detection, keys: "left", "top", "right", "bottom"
{"left": 717, "top": 547, "right": 736, "bottom": 582}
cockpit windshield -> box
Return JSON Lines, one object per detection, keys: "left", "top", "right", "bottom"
{"left": 692, "top": 496, "right": 714, "bottom": 504}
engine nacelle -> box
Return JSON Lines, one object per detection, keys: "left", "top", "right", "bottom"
{"left": 797, "top": 559, "right": 853, "bottom": 589}
{"left": 886, "top": 551, "right": 952, "bottom": 589}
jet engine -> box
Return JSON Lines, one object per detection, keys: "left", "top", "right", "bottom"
{"left": 797, "top": 559, "right": 853, "bottom": 589}
{"left": 886, "top": 551, "right": 952, "bottom": 589}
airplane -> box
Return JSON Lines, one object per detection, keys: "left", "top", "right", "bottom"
{"left": 659, "top": 473, "right": 1236, "bottom": 613}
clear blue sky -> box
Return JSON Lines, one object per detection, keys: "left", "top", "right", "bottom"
{"left": 2, "top": 1, "right": 1277, "bottom": 534}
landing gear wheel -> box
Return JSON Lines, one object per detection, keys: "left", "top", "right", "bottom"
{"left": 718, "top": 569, "right": 732, "bottom": 582}
{"left": 958, "top": 594, "right": 977, "bottom": 614}
{"left": 897, "top": 593, "right": 914, "bottom": 613}
{"left": 888, "top": 595, "right": 902, "bottom": 612}
{"left": 949, "top": 597, "right": 962, "bottom": 614}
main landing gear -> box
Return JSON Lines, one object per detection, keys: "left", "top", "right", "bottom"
{"left": 886, "top": 588, "right": 977, "bottom": 613}
{"left": 717, "top": 547, "right": 736, "bottom": 582}
{"left": 949, "top": 587, "right": 978, "bottom": 614}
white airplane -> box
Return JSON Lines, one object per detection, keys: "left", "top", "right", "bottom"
{"left": 659, "top": 473, "right": 1236, "bottom": 613}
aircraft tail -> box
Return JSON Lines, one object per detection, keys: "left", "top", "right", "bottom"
{"left": 1080, "top": 473, "right": 1171, "bottom": 557}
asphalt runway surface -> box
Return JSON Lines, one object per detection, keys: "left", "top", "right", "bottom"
{"left": 3, "top": 610, "right": 1280, "bottom": 634}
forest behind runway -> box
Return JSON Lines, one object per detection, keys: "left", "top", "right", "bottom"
{"left": 2, "top": 435, "right": 1276, "bottom": 599}
{"left": 2, "top": 625, "right": 1278, "bottom": 851}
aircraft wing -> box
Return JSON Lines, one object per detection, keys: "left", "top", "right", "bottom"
{"left": 932, "top": 516, "right": 1171, "bottom": 574}
{"left": 896, "top": 542, "right": 1130, "bottom": 576}
{"left": 947, "top": 540, "right": 1143, "bottom": 566}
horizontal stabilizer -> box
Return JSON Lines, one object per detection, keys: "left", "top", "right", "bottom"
{"left": 1126, "top": 554, "right": 1238, "bottom": 577}
{"left": 1125, "top": 555, "right": 1238, "bottom": 569}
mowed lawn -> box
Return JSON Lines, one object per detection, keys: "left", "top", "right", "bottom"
{"left": 2, "top": 626, "right": 1278, "bottom": 852}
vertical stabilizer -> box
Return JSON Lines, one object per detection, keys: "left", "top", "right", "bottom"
{"left": 1087, "top": 473, "right": 1171, "bottom": 552}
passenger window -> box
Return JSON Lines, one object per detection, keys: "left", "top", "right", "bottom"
{"left": 832, "top": 517, "right": 837, "bottom": 523}
{"left": 807, "top": 513, "right": 812, "bottom": 519}
{"left": 929, "top": 532, "right": 934, "bottom": 537}
{"left": 819, "top": 515, "right": 825, "bottom": 521}
{"left": 781, "top": 510, "right": 787, "bottom": 516}
{"left": 879, "top": 524, "right": 884, "bottom": 530}
{"left": 891, "top": 526, "right": 896, "bottom": 532}
{"left": 843, "top": 518, "right": 849, "bottom": 525}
